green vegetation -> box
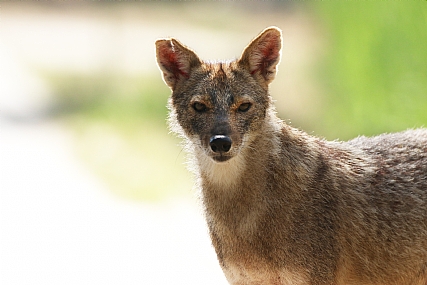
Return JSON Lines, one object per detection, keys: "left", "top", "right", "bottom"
{"left": 48, "top": 73, "right": 193, "bottom": 201}
{"left": 311, "top": 2, "right": 427, "bottom": 139}
{"left": 48, "top": 73, "right": 169, "bottom": 126}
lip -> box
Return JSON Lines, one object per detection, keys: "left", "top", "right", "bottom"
{"left": 211, "top": 155, "right": 232, "bottom": 162}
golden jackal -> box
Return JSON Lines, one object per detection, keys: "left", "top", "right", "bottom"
{"left": 155, "top": 27, "right": 427, "bottom": 285}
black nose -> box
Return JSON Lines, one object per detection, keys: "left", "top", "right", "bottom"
{"left": 209, "top": 135, "right": 232, "bottom": 153}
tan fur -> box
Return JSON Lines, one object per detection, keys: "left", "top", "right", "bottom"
{"left": 155, "top": 27, "right": 427, "bottom": 285}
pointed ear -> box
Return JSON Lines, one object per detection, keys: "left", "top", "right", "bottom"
{"left": 238, "top": 27, "right": 282, "bottom": 86}
{"left": 155, "top": 38, "right": 201, "bottom": 90}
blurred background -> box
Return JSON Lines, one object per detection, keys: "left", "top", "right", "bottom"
{"left": 1, "top": 1, "right": 426, "bottom": 284}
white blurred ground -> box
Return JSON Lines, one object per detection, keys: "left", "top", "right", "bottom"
{"left": 0, "top": 125, "right": 221, "bottom": 284}
{"left": 0, "top": 118, "right": 226, "bottom": 285}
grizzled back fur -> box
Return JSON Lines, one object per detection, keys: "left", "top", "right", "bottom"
{"left": 156, "top": 27, "right": 427, "bottom": 285}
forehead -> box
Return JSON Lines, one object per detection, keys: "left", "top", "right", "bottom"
{"left": 194, "top": 61, "right": 251, "bottom": 101}
{"left": 204, "top": 61, "right": 235, "bottom": 75}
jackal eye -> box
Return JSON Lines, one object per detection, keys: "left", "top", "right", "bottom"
{"left": 238, "top": 102, "right": 252, "bottom": 112}
{"left": 193, "top": 102, "right": 207, "bottom": 112}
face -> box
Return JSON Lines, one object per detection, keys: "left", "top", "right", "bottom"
{"left": 170, "top": 62, "right": 269, "bottom": 163}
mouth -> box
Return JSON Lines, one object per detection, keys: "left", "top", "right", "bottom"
{"left": 211, "top": 155, "right": 233, "bottom": 163}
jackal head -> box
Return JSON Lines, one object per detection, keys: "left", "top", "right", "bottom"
{"left": 155, "top": 27, "right": 282, "bottom": 163}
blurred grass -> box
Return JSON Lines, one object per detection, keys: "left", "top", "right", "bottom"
{"left": 48, "top": 74, "right": 168, "bottom": 125}
{"left": 47, "top": 73, "right": 193, "bottom": 201}
{"left": 310, "top": 2, "right": 427, "bottom": 139}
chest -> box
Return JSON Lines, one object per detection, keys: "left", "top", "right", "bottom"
{"left": 222, "top": 264, "right": 308, "bottom": 285}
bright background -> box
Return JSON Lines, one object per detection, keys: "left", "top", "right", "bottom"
{"left": 1, "top": 2, "right": 426, "bottom": 284}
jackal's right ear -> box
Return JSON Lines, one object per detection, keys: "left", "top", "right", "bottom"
{"left": 155, "top": 38, "right": 201, "bottom": 90}
{"left": 238, "top": 27, "right": 282, "bottom": 87}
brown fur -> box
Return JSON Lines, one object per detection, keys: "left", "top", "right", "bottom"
{"left": 155, "top": 27, "right": 427, "bottom": 285}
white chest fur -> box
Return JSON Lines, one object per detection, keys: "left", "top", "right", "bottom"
{"left": 197, "top": 151, "right": 246, "bottom": 188}
{"left": 223, "top": 265, "right": 308, "bottom": 285}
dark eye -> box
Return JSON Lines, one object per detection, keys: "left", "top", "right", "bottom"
{"left": 238, "top": 102, "right": 252, "bottom": 112}
{"left": 193, "top": 102, "right": 207, "bottom": 112}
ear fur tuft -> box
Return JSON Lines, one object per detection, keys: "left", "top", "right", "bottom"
{"left": 155, "top": 38, "right": 201, "bottom": 90}
{"left": 238, "top": 26, "right": 282, "bottom": 86}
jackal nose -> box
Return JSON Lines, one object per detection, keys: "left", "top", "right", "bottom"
{"left": 210, "top": 135, "right": 232, "bottom": 153}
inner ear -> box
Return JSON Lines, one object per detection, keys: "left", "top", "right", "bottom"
{"left": 155, "top": 38, "right": 201, "bottom": 90}
{"left": 238, "top": 27, "right": 282, "bottom": 86}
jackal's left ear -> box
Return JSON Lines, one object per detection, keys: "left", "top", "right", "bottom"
{"left": 238, "top": 27, "right": 282, "bottom": 86}
{"left": 155, "top": 38, "right": 201, "bottom": 90}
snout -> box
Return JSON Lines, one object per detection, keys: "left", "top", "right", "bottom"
{"left": 209, "top": 135, "right": 233, "bottom": 162}
{"left": 210, "top": 135, "right": 232, "bottom": 153}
